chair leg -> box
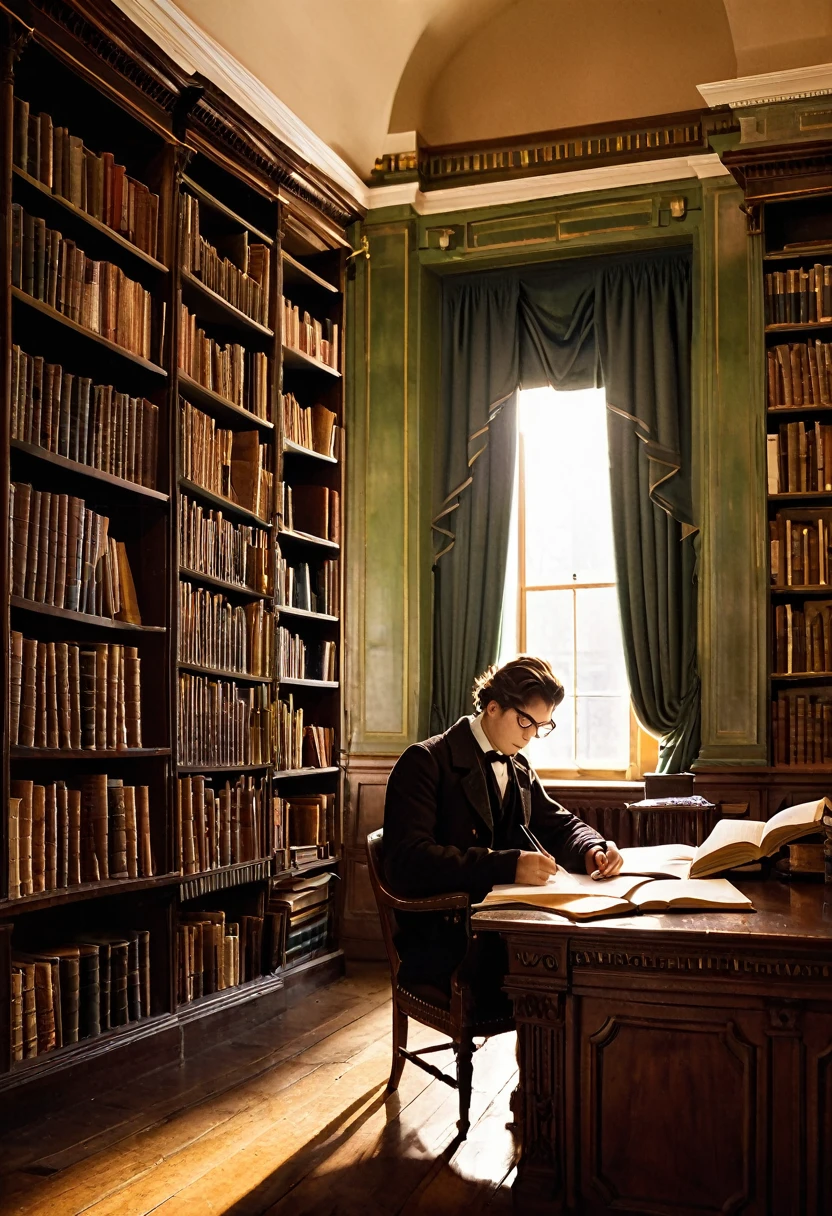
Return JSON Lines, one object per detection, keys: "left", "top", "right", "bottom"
{"left": 387, "top": 1001, "right": 408, "bottom": 1094}
{"left": 456, "top": 1034, "right": 475, "bottom": 1138}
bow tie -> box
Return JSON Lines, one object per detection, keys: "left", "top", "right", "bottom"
{"left": 483, "top": 750, "right": 509, "bottom": 766}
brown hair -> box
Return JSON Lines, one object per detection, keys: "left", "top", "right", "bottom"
{"left": 472, "top": 655, "right": 565, "bottom": 714}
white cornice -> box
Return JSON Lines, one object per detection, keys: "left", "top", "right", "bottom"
{"left": 698, "top": 61, "right": 832, "bottom": 110}
{"left": 367, "top": 154, "right": 731, "bottom": 217}
{"left": 112, "top": 0, "right": 370, "bottom": 210}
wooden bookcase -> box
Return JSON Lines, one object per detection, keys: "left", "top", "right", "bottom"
{"left": 0, "top": 0, "right": 356, "bottom": 1104}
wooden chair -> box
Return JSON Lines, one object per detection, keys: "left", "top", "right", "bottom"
{"left": 365, "top": 828, "right": 514, "bottom": 1137}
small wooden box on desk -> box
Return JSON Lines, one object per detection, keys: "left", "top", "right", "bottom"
{"left": 627, "top": 772, "right": 716, "bottom": 847}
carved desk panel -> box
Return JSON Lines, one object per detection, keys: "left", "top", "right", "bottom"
{"left": 473, "top": 883, "right": 832, "bottom": 1215}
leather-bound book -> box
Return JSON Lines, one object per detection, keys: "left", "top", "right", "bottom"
{"left": 67, "top": 787, "right": 82, "bottom": 885}
{"left": 107, "top": 644, "right": 120, "bottom": 748}
{"left": 51, "top": 946, "right": 80, "bottom": 1045}
{"left": 44, "top": 491, "right": 60, "bottom": 605}
{"left": 20, "top": 636, "right": 37, "bottom": 748}
{"left": 34, "top": 491, "right": 52, "bottom": 603}
{"left": 46, "top": 641, "right": 59, "bottom": 748}
{"left": 124, "top": 785, "right": 138, "bottom": 879}
{"left": 31, "top": 783, "right": 46, "bottom": 894}
{"left": 10, "top": 630, "right": 23, "bottom": 745}
{"left": 56, "top": 781, "right": 69, "bottom": 888}
{"left": 137, "top": 786, "right": 154, "bottom": 877}
{"left": 136, "top": 928, "right": 151, "bottom": 1018}
{"left": 55, "top": 642, "right": 71, "bottom": 749}
{"left": 54, "top": 493, "right": 69, "bottom": 607}
{"left": 328, "top": 490, "right": 340, "bottom": 545}
{"left": 33, "top": 958, "right": 57, "bottom": 1053}
{"left": 8, "top": 796, "right": 21, "bottom": 899}
{"left": 88, "top": 773, "right": 109, "bottom": 880}
{"left": 94, "top": 645, "right": 108, "bottom": 748}
{"left": 205, "top": 786, "right": 217, "bottom": 870}
{"left": 15, "top": 960, "right": 37, "bottom": 1057}
{"left": 34, "top": 641, "right": 47, "bottom": 747}
{"left": 108, "top": 939, "right": 129, "bottom": 1027}
{"left": 64, "top": 496, "right": 83, "bottom": 611}
{"left": 77, "top": 943, "right": 100, "bottom": 1039}
{"left": 79, "top": 775, "right": 100, "bottom": 883}
{"left": 290, "top": 484, "right": 329, "bottom": 539}
{"left": 68, "top": 643, "right": 82, "bottom": 748}
{"left": 11, "top": 967, "right": 23, "bottom": 1061}
{"left": 44, "top": 782, "right": 58, "bottom": 891}
{"left": 13, "top": 780, "right": 34, "bottom": 896}
{"left": 124, "top": 646, "right": 142, "bottom": 746}
{"left": 23, "top": 488, "right": 40, "bottom": 600}
{"left": 11, "top": 482, "right": 31, "bottom": 597}
{"left": 79, "top": 648, "right": 96, "bottom": 748}
{"left": 120, "top": 930, "right": 141, "bottom": 1022}
{"left": 230, "top": 430, "right": 262, "bottom": 516}
{"left": 107, "top": 779, "right": 128, "bottom": 878}
{"left": 310, "top": 403, "right": 337, "bottom": 457}
{"left": 179, "top": 777, "right": 196, "bottom": 875}
{"left": 192, "top": 774, "right": 207, "bottom": 872}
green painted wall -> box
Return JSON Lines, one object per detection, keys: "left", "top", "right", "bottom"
{"left": 346, "top": 173, "right": 766, "bottom": 763}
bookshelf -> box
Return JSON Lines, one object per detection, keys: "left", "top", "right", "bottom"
{"left": 0, "top": 1, "right": 355, "bottom": 1096}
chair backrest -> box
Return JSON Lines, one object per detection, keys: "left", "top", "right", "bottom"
{"left": 365, "top": 828, "right": 401, "bottom": 978}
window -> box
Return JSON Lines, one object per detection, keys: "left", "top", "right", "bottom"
{"left": 499, "top": 386, "right": 657, "bottom": 778}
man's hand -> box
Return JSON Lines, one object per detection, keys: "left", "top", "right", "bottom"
{"left": 515, "top": 850, "right": 557, "bottom": 885}
{"left": 584, "top": 841, "right": 623, "bottom": 879}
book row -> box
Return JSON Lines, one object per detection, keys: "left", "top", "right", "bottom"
{"left": 279, "top": 482, "right": 340, "bottom": 544}
{"left": 276, "top": 626, "right": 337, "bottom": 682}
{"left": 177, "top": 673, "right": 272, "bottom": 768}
{"left": 275, "top": 694, "right": 335, "bottom": 771}
{"left": 769, "top": 513, "right": 832, "bottom": 588}
{"left": 767, "top": 341, "right": 832, "bottom": 408}
{"left": 766, "top": 422, "right": 832, "bottom": 493}
{"left": 281, "top": 393, "right": 338, "bottom": 457}
{"left": 12, "top": 930, "right": 152, "bottom": 1061}
{"left": 8, "top": 775, "right": 154, "bottom": 899}
{"left": 773, "top": 600, "right": 832, "bottom": 674}
{"left": 9, "top": 635, "right": 143, "bottom": 750}
{"left": 178, "top": 909, "right": 273, "bottom": 1003}
{"left": 12, "top": 205, "right": 153, "bottom": 359}
{"left": 764, "top": 265, "right": 832, "bottom": 327}
{"left": 771, "top": 691, "right": 832, "bottom": 766}
{"left": 179, "top": 582, "right": 273, "bottom": 677}
{"left": 13, "top": 98, "right": 160, "bottom": 257}
{"left": 275, "top": 551, "right": 338, "bottom": 616}
{"left": 273, "top": 794, "right": 336, "bottom": 865}
{"left": 178, "top": 773, "right": 269, "bottom": 875}
{"left": 178, "top": 305, "right": 269, "bottom": 420}
{"left": 179, "top": 397, "right": 274, "bottom": 522}
{"left": 179, "top": 495, "right": 271, "bottom": 596}
{"left": 11, "top": 346, "right": 159, "bottom": 488}
{"left": 10, "top": 483, "right": 141, "bottom": 622}
{"left": 179, "top": 192, "right": 270, "bottom": 325}
{"left": 271, "top": 874, "right": 332, "bottom": 967}
{"left": 281, "top": 297, "right": 339, "bottom": 369}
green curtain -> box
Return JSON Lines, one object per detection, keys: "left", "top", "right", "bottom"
{"left": 432, "top": 249, "right": 699, "bottom": 771}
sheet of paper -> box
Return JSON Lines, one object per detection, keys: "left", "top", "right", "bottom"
{"left": 617, "top": 845, "right": 695, "bottom": 879}
{"left": 629, "top": 878, "right": 753, "bottom": 910}
{"left": 486, "top": 871, "right": 650, "bottom": 901}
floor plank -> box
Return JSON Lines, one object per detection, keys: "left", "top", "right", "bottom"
{"left": 0, "top": 965, "right": 519, "bottom": 1216}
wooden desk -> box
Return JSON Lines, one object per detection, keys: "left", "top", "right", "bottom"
{"left": 473, "top": 882, "right": 832, "bottom": 1216}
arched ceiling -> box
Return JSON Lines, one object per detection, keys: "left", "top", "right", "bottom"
{"left": 171, "top": 0, "right": 832, "bottom": 178}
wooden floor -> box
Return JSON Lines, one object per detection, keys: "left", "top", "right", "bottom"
{"left": 0, "top": 965, "right": 518, "bottom": 1215}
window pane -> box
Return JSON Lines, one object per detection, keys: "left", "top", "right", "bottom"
{"left": 521, "top": 387, "right": 616, "bottom": 586}
{"left": 525, "top": 589, "right": 574, "bottom": 693}
{"left": 577, "top": 696, "right": 630, "bottom": 769}
{"left": 575, "top": 588, "right": 628, "bottom": 695}
{"left": 528, "top": 696, "right": 575, "bottom": 770}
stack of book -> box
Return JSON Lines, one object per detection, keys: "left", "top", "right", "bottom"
{"left": 178, "top": 305, "right": 269, "bottom": 420}
{"left": 177, "top": 773, "right": 267, "bottom": 873}
{"left": 280, "top": 483, "right": 340, "bottom": 542}
{"left": 275, "top": 552, "right": 338, "bottom": 614}
{"left": 179, "top": 495, "right": 271, "bottom": 595}
{"left": 767, "top": 340, "right": 832, "bottom": 407}
{"left": 13, "top": 98, "right": 160, "bottom": 257}
{"left": 273, "top": 793, "right": 336, "bottom": 867}
{"left": 766, "top": 422, "right": 832, "bottom": 493}
{"left": 12, "top": 929, "right": 152, "bottom": 1060}
{"left": 276, "top": 627, "right": 336, "bottom": 682}
{"left": 177, "top": 908, "right": 264, "bottom": 1001}
{"left": 12, "top": 205, "right": 153, "bottom": 358}
{"left": 270, "top": 872, "right": 332, "bottom": 966}
{"left": 281, "top": 394, "right": 338, "bottom": 456}
{"left": 179, "top": 193, "right": 270, "bottom": 325}
{"left": 177, "top": 673, "right": 272, "bottom": 767}
{"left": 281, "top": 296, "right": 338, "bottom": 369}
{"left": 179, "top": 399, "right": 274, "bottom": 521}
{"left": 773, "top": 600, "right": 832, "bottom": 673}
{"left": 769, "top": 513, "right": 832, "bottom": 586}
{"left": 764, "top": 265, "right": 832, "bottom": 325}
{"left": 10, "top": 634, "right": 142, "bottom": 750}
{"left": 8, "top": 774, "right": 153, "bottom": 897}
{"left": 772, "top": 692, "right": 832, "bottom": 765}
{"left": 274, "top": 695, "right": 334, "bottom": 770}
{"left": 12, "top": 347, "right": 159, "bottom": 487}
{"left": 178, "top": 582, "right": 273, "bottom": 677}
{"left": 10, "top": 483, "right": 141, "bottom": 620}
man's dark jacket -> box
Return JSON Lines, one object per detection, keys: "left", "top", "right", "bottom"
{"left": 383, "top": 717, "right": 603, "bottom": 904}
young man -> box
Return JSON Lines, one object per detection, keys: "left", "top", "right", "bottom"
{"left": 383, "top": 655, "right": 623, "bottom": 1005}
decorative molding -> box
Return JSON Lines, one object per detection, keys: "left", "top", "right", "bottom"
{"left": 111, "top": 0, "right": 369, "bottom": 209}
{"left": 367, "top": 154, "right": 731, "bottom": 217}
{"left": 515, "top": 950, "right": 559, "bottom": 972}
{"left": 698, "top": 62, "right": 832, "bottom": 111}
{"left": 514, "top": 993, "right": 563, "bottom": 1024}
{"left": 570, "top": 947, "right": 832, "bottom": 980}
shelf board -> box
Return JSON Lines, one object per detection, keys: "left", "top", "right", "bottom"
{"left": 282, "top": 438, "right": 337, "bottom": 465}
{"left": 0, "top": 1012, "right": 177, "bottom": 1085}
{"left": 13, "top": 166, "right": 169, "bottom": 274}
{"left": 277, "top": 526, "right": 338, "bottom": 552}
{"left": 764, "top": 245, "right": 832, "bottom": 261}
{"left": 770, "top": 585, "right": 832, "bottom": 595}
{"left": 178, "top": 857, "right": 272, "bottom": 901}
{"left": 0, "top": 872, "right": 180, "bottom": 917}
{"left": 11, "top": 439, "right": 169, "bottom": 502}
{"left": 273, "top": 766, "right": 339, "bottom": 779}
{"left": 180, "top": 269, "right": 274, "bottom": 339}
{"left": 175, "top": 762, "right": 270, "bottom": 773}
{"left": 765, "top": 320, "right": 832, "bottom": 333}
{"left": 768, "top": 491, "right": 832, "bottom": 503}
{"left": 276, "top": 603, "right": 339, "bottom": 624}
{"left": 179, "top": 566, "right": 270, "bottom": 600}
{"left": 11, "top": 747, "right": 170, "bottom": 759}
{"left": 273, "top": 857, "right": 341, "bottom": 880}
{"left": 178, "top": 371, "right": 274, "bottom": 431}
{"left": 278, "top": 677, "right": 339, "bottom": 689}
{"left": 768, "top": 406, "right": 832, "bottom": 417}
{"left": 181, "top": 176, "right": 274, "bottom": 246}
{"left": 12, "top": 287, "right": 168, "bottom": 376}
{"left": 281, "top": 251, "right": 340, "bottom": 295}
{"left": 177, "top": 661, "right": 271, "bottom": 684}
{"left": 771, "top": 671, "right": 832, "bottom": 682}
{"left": 281, "top": 345, "right": 341, "bottom": 377}
{"left": 10, "top": 596, "right": 166, "bottom": 632}
{"left": 179, "top": 478, "right": 272, "bottom": 529}
{"left": 176, "top": 969, "right": 283, "bottom": 1019}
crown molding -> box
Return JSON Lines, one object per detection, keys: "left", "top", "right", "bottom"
{"left": 111, "top": 0, "right": 369, "bottom": 210}
{"left": 698, "top": 62, "right": 832, "bottom": 110}
{"left": 367, "top": 154, "right": 731, "bottom": 216}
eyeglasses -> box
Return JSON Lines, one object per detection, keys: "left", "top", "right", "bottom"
{"left": 512, "top": 707, "right": 557, "bottom": 738}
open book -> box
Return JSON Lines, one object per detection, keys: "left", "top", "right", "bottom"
{"left": 474, "top": 870, "right": 752, "bottom": 920}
